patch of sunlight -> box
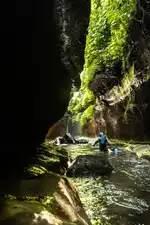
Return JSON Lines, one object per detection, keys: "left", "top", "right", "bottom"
{"left": 54, "top": 191, "right": 88, "bottom": 225}
{"left": 54, "top": 192, "right": 77, "bottom": 221}
{"left": 58, "top": 179, "right": 75, "bottom": 208}
{"left": 27, "top": 165, "right": 48, "bottom": 176}
{"left": 106, "top": 64, "right": 135, "bottom": 105}
{"left": 33, "top": 210, "right": 63, "bottom": 225}
{"left": 72, "top": 177, "right": 110, "bottom": 225}
{"left": 144, "top": 74, "right": 150, "bottom": 81}
{"left": 64, "top": 144, "right": 93, "bottom": 159}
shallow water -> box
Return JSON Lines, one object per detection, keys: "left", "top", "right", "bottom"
{"left": 67, "top": 144, "right": 150, "bottom": 225}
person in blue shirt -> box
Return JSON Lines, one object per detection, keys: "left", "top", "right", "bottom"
{"left": 93, "top": 132, "right": 109, "bottom": 151}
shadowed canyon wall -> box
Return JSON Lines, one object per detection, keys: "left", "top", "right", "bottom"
{"left": 0, "top": 0, "right": 90, "bottom": 186}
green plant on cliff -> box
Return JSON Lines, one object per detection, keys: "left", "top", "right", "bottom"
{"left": 108, "top": 64, "right": 135, "bottom": 105}
{"left": 80, "top": 105, "right": 95, "bottom": 126}
{"left": 68, "top": 0, "right": 136, "bottom": 126}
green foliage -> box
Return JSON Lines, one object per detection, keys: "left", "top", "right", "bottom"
{"left": 73, "top": 177, "right": 111, "bottom": 225}
{"left": 68, "top": 0, "right": 136, "bottom": 126}
{"left": 144, "top": 74, "right": 150, "bottom": 81}
{"left": 109, "top": 64, "right": 135, "bottom": 101}
{"left": 85, "top": 0, "right": 136, "bottom": 69}
{"left": 80, "top": 105, "right": 95, "bottom": 126}
{"left": 68, "top": 88, "right": 95, "bottom": 114}
{"left": 27, "top": 165, "right": 48, "bottom": 176}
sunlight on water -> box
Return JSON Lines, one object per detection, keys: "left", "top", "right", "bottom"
{"left": 67, "top": 143, "right": 150, "bottom": 225}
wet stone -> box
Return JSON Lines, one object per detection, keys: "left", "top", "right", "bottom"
{"left": 66, "top": 155, "right": 113, "bottom": 177}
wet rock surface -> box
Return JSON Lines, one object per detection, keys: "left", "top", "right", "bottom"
{"left": 0, "top": 176, "right": 91, "bottom": 225}
{"left": 125, "top": 143, "right": 150, "bottom": 162}
{"left": 51, "top": 133, "right": 89, "bottom": 145}
{"left": 66, "top": 155, "right": 113, "bottom": 177}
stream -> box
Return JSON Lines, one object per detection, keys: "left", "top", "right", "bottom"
{"left": 66, "top": 143, "right": 150, "bottom": 225}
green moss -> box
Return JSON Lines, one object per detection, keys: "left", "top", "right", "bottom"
{"left": 68, "top": 0, "right": 136, "bottom": 126}
{"left": 110, "top": 139, "right": 150, "bottom": 159}
{"left": 110, "top": 138, "right": 130, "bottom": 148}
{"left": 68, "top": 87, "right": 95, "bottom": 113}
{"left": 0, "top": 197, "right": 56, "bottom": 221}
{"left": 80, "top": 105, "right": 95, "bottom": 126}
{"left": 108, "top": 64, "right": 135, "bottom": 101}
{"left": 144, "top": 74, "right": 150, "bottom": 81}
{"left": 38, "top": 196, "right": 55, "bottom": 206}
{"left": 5, "top": 195, "right": 54, "bottom": 206}
{"left": 72, "top": 177, "right": 110, "bottom": 225}
{"left": 27, "top": 165, "right": 48, "bottom": 176}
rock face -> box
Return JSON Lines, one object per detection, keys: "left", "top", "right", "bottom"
{"left": 125, "top": 143, "right": 150, "bottom": 161}
{"left": 0, "top": 145, "right": 91, "bottom": 225}
{"left": 93, "top": 69, "right": 150, "bottom": 140}
{"left": 0, "top": 0, "right": 90, "bottom": 218}
{"left": 68, "top": 0, "right": 150, "bottom": 141}
{"left": 0, "top": 176, "right": 91, "bottom": 225}
{"left": 66, "top": 155, "right": 113, "bottom": 177}
{"left": 55, "top": 0, "right": 90, "bottom": 86}
{"left": 0, "top": 0, "right": 90, "bottom": 191}
{"left": 46, "top": 116, "right": 69, "bottom": 139}
{"left": 90, "top": 1, "right": 150, "bottom": 140}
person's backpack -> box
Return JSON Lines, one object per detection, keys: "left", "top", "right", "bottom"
{"left": 100, "top": 135, "right": 107, "bottom": 145}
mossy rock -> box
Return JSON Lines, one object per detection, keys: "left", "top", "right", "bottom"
{"left": 0, "top": 176, "right": 91, "bottom": 225}
{"left": 66, "top": 155, "right": 113, "bottom": 177}
{"left": 23, "top": 145, "right": 69, "bottom": 179}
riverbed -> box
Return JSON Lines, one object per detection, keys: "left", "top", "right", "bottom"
{"left": 66, "top": 143, "right": 150, "bottom": 225}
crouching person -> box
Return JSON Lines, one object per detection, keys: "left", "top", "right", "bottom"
{"left": 93, "top": 132, "right": 109, "bottom": 152}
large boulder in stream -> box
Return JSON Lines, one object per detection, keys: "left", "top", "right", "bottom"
{"left": 50, "top": 133, "right": 88, "bottom": 145}
{"left": 66, "top": 155, "right": 113, "bottom": 177}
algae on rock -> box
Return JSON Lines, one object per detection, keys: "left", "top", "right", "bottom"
{"left": 68, "top": 0, "right": 136, "bottom": 127}
{"left": 0, "top": 145, "right": 91, "bottom": 225}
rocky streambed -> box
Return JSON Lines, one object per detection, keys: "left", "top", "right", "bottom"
{"left": 2, "top": 137, "right": 150, "bottom": 225}
{"left": 65, "top": 141, "right": 150, "bottom": 225}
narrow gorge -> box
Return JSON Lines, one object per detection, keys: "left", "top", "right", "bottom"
{"left": 1, "top": 0, "right": 150, "bottom": 225}
{"left": 68, "top": 0, "right": 150, "bottom": 140}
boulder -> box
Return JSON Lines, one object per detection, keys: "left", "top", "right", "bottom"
{"left": 0, "top": 176, "right": 91, "bottom": 225}
{"left": 0, "top": 145, "right": 91, "bottom": 225}
{"left": 52, "top": 133, "right": 89, "bottom": 145}
{"left": 66, "top": 155, "right": 113, "bottom": 177}
{"left": 52, "top": 133, "right": 76, "bottom": 145}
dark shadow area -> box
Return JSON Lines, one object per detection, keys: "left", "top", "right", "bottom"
{"left": 1, "top": 0, "right": 67, "bottom": 215}
{"left": 0, "top": 0, "right": 90, "bottom": 218}
{"left": 0, "top": 0, "right": 71, "bottom": 178}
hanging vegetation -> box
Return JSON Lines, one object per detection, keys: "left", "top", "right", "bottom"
{"left": 68, "top": 0, "right": 136, "bottom": 126}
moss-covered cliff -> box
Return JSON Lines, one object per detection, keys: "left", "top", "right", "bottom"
{"left": 69, "top": 0, "right": 150, "bottom": 140}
